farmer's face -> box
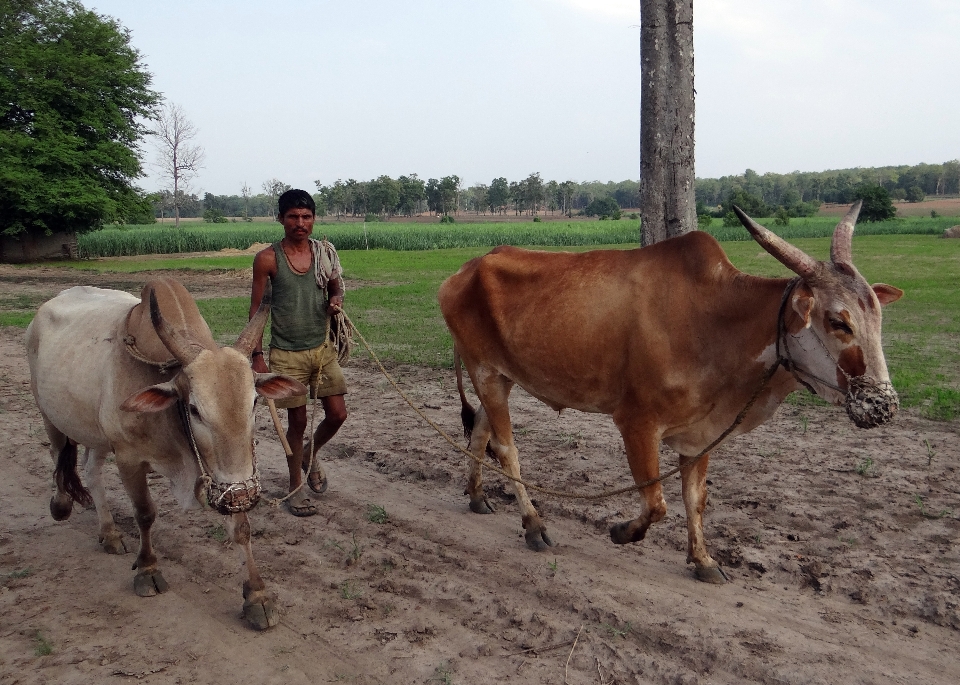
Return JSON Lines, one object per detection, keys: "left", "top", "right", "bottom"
{"left": 280, "top": 208, "right": 314, "bottom": 241}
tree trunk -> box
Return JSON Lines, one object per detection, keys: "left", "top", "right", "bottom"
{"left": 639, "top": 0, "right": 696, "bottom": 246}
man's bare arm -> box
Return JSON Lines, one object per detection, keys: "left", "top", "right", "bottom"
{"left": 250, "top": 248, "right": 276, "bottom": 370}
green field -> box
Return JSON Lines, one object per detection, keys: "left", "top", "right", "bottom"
{"left": 5, "top": 233, "right": 958, "bottom": 420}
{"left": 76, "top": 215, "right": 957, "bottom": 257}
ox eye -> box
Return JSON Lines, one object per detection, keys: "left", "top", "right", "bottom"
{"left": 829, "top": 318, "right": 853, "bottom": 335}
{"left": 189, "top": 403, "right": 201, "bottom": 419}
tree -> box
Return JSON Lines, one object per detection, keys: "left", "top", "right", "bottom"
{"left": 154, "top": 103, "right": 204, "bottom": 227}
{"left": 639, "top": 0, "right": 696, "bottom": 246}
{"left": 0, "top": 0, "right": 160, "bottom": 241}
{"left": 241, "top": 182, "right": 252, "bottom": 220}
{"left": 904, "top": 185, "right": 925, "bottom": 203}
{"left": 397, "top": 174, "right": 425, "bottom": 216}
{"left": 262, "top": 178, "right": 290, "bottom": 217}
{"left": 854, "top": 185, "right": 896, "bottom": 222}
{"left": 584, "top": 197, "right": 622, "bottom": 220}
{"left": 488, "top": 177, "right": 510, "bottom": 215}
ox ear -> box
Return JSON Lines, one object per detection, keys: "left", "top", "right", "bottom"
{"left": 254, "top": 373, "right": 309, "bottom": 400}
{"left": 872, "top": 283, "right": 903, "bottom": 307}
{"left": 121, "top": 382, "right": 179, "bottom": 413}
{"left": 791, "top": 282, "right": 815, "bottom": 329}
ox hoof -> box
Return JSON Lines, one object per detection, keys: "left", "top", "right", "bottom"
{"left": 469, "top": 498, "right": 495, "bottom": 515}
{"left": 525, "top": 528, "right": 556, "bottom": 551}
{"left": 99, "top": 533, "right": 128, "bottom": 555}
{"left": 49, "top": 496, "right": 72, "bottom": 521}
{"left": 609, "top": 522, "right": 646, "bottom": 545}
{"left": 243, "top": 596, "right": 279, "bottom": 631}
{"left": 694, "top": 565, "right": 729, "bottom": 584}
{"left": 133, "top": 570, "right": 169, "bottom": 597}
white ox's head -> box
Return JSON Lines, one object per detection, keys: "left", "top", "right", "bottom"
{"left": 120, "top": 284, "right": 306, "bottom": 513}
{"left": 734, "top": 202, "right": 903, "bottom": 428}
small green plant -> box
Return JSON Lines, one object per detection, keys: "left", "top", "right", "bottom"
{"left": 855, "top": 457, "right": 874, "bottom": 476}
{"left": 931, "top": 210, "right": 940, "bottom": 218}
{"left": 34, "top": 631, "right": 53, "bottom": 656}
{"left": 915, "top": 494, "right": 952, "bottom": 519}
{"left": 546, "top": 558, "right": 559, "bottom": 574}
{"left": 207, "top": 523, "right": 228, "bottom": 543}
{"left": 349, "top": 532, "right": 362, "bottom": 562}
{"left": 924, "top": 439, "right": 935, "bottom": 466}
{"left": 603, "top": 622, "right": 632, "bottom": 639}
{"left": 798, "top": 414, "right": 809, "bottom": 435}
{"left": 554, "top": 430, "right": 584, "bottom": 448}
{"left": 339, "top": 580, "right": 362, "bottom": 600}
{"left": 533, "top": 216, "right": 542, "bottom": 222}
{"left": 439, "top": 214, "right": 455, "bottom": 224}
{"left": 5, "top": 568, "right": 32, "bottom": 580}
{"left": 773, "top": 207, "right": 791, "bottom": 226}
{"left": 367, "top": 504, "right": 388, "bottom": 524}
{"left": 429, "top": 662, "right": 454, "bottom": 684}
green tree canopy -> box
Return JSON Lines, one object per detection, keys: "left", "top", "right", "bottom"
{"left": 0, "top": 0, "right": 160, "bottom": 237}
{"left": 854, "top": 184, "right": 897, "bottom": 222}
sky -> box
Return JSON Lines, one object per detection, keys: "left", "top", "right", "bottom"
{"left": 88, "top": 0, "right": 960, "bottom": 196}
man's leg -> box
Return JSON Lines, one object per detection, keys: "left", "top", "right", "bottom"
{"left": 285, "top": 405, "right": 308, "bottom": 494}
{"left": 303, "top": 394, "right": 347, "bottom": 493}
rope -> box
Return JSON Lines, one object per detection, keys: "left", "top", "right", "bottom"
{"left": 333, "top": 305, "right": 788, "bottom": 502}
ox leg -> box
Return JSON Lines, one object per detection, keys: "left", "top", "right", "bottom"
{"left": 82, "top": 447, "right": 127, "bottom": 555}
{"left": 476, "top": 372, "right": 554, "bottom": 551}
{"left": 610, "top": 417, "right": 667, "bottom": 545}
{"left": 680, "top": 453, "right": 727, "bottom": 584}
{"left": 116, "top": 459, "right": 168, "bottom": 597}
{"left": 41, "top": 415, "right": 74, "bottom": 521}
{"left": 464, "top": 407, "right": 495, "bottom": 514}
{"left": 227, "top": 513, "right": 278, "bottom": 631}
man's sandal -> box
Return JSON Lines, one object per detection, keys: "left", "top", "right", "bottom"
{"left": 302, "top": 449, "right": 329, "bottom": 494}
{"left": 285, "top": 493, "right": 319, "bottom": 517}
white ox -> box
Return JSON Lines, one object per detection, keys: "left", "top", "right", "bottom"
{"left": 26, "top": 277, "right": 305, "bottom": 630}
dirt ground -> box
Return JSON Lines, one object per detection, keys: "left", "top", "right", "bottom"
{"left": 1, "top": 265, "right": 958, "bottom": 685}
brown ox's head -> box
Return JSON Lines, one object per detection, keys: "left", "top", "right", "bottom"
{"left": 120, "top": 281, "right": 307, "bottom": 513}
{"left": 734, "top": 202, "right": 903, "bottom": 428}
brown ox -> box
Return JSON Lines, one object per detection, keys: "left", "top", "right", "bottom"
{"left": 26, "top": 277, "right": 306, "bottom": 628}
{"left": 438, "top": 203, "right": 902, "bottom": 582}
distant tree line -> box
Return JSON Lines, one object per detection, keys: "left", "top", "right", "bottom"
{"left": 143, "top": 160, "right": 959, "bottom": 225}
{"left": 695, "top": 160, "right": 960, "bottom": 219}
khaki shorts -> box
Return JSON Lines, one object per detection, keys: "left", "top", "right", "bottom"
{"left": 268, "top": 341, "right": 347, "bottom": 409}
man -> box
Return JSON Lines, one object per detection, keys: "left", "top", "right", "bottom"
{"left": 250, "top": 189, "right": 347, "bottom": 516}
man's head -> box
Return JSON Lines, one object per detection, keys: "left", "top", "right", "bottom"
{"left": 277, "top": 189, "right": 315, "bottom": 219}
{"left": 278, "top": 189, "right": 316, "bottom": 242}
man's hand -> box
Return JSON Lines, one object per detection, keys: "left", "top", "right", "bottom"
{"left": 327, "top": 294, "right": 344, "bottom": 315}
{"left": 252, "top": 353, "right": 269, "bottom": 374}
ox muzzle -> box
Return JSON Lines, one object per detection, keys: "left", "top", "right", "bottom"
{"left": 844, "top": 376, "right": 899, "bottom": 429}
{"left": 194, "top": 475, "right": 261, "bottom": 515}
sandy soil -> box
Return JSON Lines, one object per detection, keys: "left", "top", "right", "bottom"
{"left": 1, "top": 266, "right": 958, "bottom": 685}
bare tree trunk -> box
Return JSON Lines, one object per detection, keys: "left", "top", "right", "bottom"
{"left": 639, "top": 0, "right": 696, "bottom": 246}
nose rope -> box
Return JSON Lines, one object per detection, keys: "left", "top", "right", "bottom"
{"left": 776, "top": 277, "right": 845, "bottom": 394}
{"left": 176, "top": 399, "right": 260, "bottom": 512}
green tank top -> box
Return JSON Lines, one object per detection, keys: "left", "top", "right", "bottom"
{"left": 268, "top": 241, "right": 329, "bottom": 351}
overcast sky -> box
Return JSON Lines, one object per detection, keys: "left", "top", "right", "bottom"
{"left": 89, "top": 0, "right": 960, "bottom": 195}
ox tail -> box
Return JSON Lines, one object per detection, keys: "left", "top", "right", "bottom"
{"left": 54, "top": 441, "right": 93, "bottom": 508}
{"left": 454, "top": 345, "right": 475, "bottom": 441}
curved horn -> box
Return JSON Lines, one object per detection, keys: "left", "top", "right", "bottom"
{"left": 830, "top": 200, "right": 861, "bottom": 266}
{"left": 733, "top": 205, "right": 819, "bottom": 279}
{"left": 149, "top": 289, "right": 204, "bottom": 366}
{"left": 234, "top": 280, "right": 272, "bottom": 357}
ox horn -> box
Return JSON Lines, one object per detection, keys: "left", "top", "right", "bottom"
{"left": 830, "top": 200, "right": 861, "bottom": 266}
{"left": 149, "top": 289, "right": 206, "bottom": 366}
{"left": 234, "top": 281, "right": 272, "bottom": 357}
{"left": 733, "top": 205, "right": 819, "bottom": 280}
